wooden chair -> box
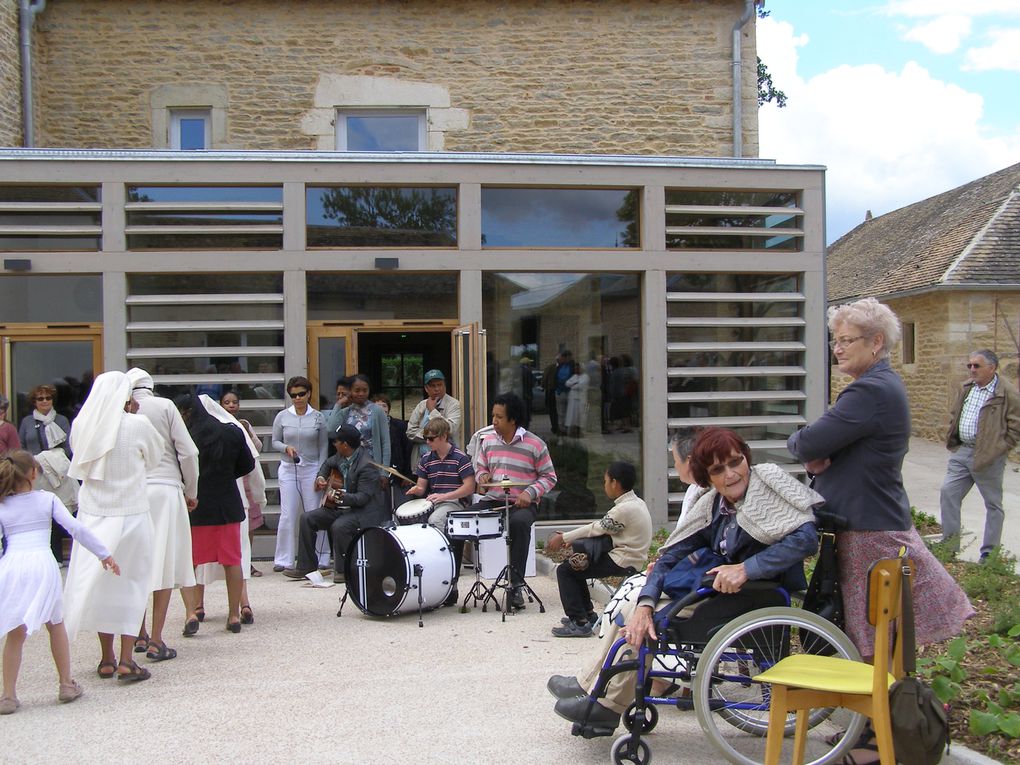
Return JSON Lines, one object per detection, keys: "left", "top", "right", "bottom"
{"left": 753, "top": 557, "right": 913, "bottom": 765}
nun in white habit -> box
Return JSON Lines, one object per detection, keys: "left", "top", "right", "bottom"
{"left": 193, "top": 394, "right": 266, "bottom": 625}
{"left": 62, "top": 371, "right": 163, "bottom": 682}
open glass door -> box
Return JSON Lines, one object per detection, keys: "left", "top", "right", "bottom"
{"left": 1, "top": 328, "right": 103, "bottom": 426}
{"left": 307, "top": 326, "right": 356, "bottom": 413}
{"left": 451, "top": 323, "right": 486, "bottom": 447}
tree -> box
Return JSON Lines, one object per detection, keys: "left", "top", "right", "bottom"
{"left": 756, "top": 3, "right": 788, "bottom": 108}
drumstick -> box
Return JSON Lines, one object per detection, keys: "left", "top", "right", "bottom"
{"left": 370, "top": 462, "right": 415, "bottom": 486}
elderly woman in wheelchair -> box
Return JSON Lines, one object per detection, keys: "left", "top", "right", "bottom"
{"left": 548, "top": 428, "right": 860, "bottom": 765}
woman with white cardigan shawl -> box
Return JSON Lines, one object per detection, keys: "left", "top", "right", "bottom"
{"left": 62, "top": 371, "right": 163, "bottom": 682}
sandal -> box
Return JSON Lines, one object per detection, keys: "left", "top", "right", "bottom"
{"left": 145, "top": 641, "right": 177, "bottom": 662}
{"left": 194, "top": 606, "right": 206, "bottom": 623}
{"left": 838, "top": 731, "right": 880, "bottom": 765}
{"left": 240, "top": 605, "right": 254, "bottom": 625}
{"left": 116, "top": 660, "right": 151, "bottom": 683}
{"left": 58, "top": 679, "right": 84, "bottom": 703}
{"left": 250, "top": 565, "right": 263, "bottom": 578}
{"left": 133, "top": 634, "right": 149, "bottom": 653}
{"left": 227, "top": 619, "right": 241, "bottom": 633}
{"left": 182, "top": 617, "right": 200, "bottom": 637}
{"left": 97, "top": 660, "right": 117, "bottom": 679}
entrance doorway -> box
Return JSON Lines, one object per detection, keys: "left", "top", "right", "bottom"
{"left": 357, "top": 330, "right": 450, "bottom": 420}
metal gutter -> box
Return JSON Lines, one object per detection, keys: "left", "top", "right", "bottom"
{"left": 18, "top": 0, "right": 46, "bottom": 148}
{"left": 732, "top": 0, "right": 756, "bottom": 158}
{"left": 0, "top": 147, "right": 823, "bottom": 171}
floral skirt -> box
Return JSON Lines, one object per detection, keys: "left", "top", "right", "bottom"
{"left": 837, "top": 528, "right": 974, "bottom": 658}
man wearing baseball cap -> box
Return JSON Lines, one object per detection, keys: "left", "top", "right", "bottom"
{"left": 406, "top": 369, "right": 462, "bottom": 462}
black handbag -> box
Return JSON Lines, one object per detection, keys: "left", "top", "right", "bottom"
{"left": 566, "top": 535, "right": 614, "bottom": 571}
{"left": 889, "top": 558, "right": 950, "bottom": 765}
{"left": 800, "top": 517, "right": 844, "bottom": 655}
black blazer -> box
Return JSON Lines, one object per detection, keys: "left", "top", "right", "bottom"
{"left": 316, "top": 447, "right": 387, "bottom": 523}
{"left": 191, "top": 423, "right": 257, "bottom": 527}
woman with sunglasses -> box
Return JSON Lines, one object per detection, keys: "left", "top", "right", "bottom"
{"left": 18, "top": 384, "right": 74, "bottom": 565}
{"left": 270, "top": 377, "right": 328, "bottom": 572}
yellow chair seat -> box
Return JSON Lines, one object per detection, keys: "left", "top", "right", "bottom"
{"left": 755, "top": 654, "right": 896, "bottom": 696}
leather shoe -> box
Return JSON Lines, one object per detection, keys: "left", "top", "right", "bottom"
{"left": 554, "top": 695, "right": 620, "bottom": 728}
{"left": 443, "top": 588, "right": 459, "bottom": 607}
{"left": 547, "top": 675, "right": 586, "bottom": 699}
{"left": 272, "top": 565, "right": 285, "bottom": 573}
{"left": 510, "top": 587, "right": 526, "bottom": 610}
{"left": 333, "top": 572, "right": 345, "bottom": 584}
{"left": 282, "top": 567, "right": 313, "bottom": 580}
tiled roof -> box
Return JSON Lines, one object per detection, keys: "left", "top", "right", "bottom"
{"left": 827, "top": 162, "right": 1020, "bottom": 301}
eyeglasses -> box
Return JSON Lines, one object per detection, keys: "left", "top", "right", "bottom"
{"left": 707, "top": 455, "right": 746, "bottom": 477}
{"left": 966, "top": 363, "right": 984, "bottom": 369}
{"left": 425, "top": 435, "right": 439, "bottom": 441}
{"left": 35, "top": 396, "right": 53, "bottom": 402}
{"left": 289, "top": 390, "right": 309, "bottom": 398}
{"left": 828, "top": 336, "right": 866, "bottom": 350}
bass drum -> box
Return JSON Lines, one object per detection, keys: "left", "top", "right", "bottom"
{"left": 345, "top": 524, "right": 455, "bottom": 617}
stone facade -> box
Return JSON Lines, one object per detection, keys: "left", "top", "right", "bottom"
{"left": 26, "top": 0, "right": 758, "bottom": 155}
{"left": 0, "top": 0, "right": 21, "bottom": 147}
{"left": 830, "top": 291, "right": 1020, "bottom": 444}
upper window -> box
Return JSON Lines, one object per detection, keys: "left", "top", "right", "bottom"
{"left": 481, "top": 188, "right": 640, "bottom": 248}
{"left": 335, "top": 110, "right": 425, "bottom": 152}
{"left": 170, "top": 109, "right": 211, "bottom": 150}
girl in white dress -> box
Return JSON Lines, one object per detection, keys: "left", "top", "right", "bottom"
{"left": 0, "top": 450, "right": 120, "bottom": 715}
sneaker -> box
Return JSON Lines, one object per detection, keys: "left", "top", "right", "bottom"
{"left": 333, "top": 572, "right": 345, "bottom": 584}
{"left": 551, "top": 621, "right": 593, "bottom": 638}
{"left": 510, "top": 587, "right": 526, "bottom": 610}
{"left": 272, "top": 565, "right": 285, "bottom": 573}
{"left": 0, "top": 697, "right": 19, "bottom": 715}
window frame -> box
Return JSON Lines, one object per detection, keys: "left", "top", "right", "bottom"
{"left": 335, "top": 108, "right": 427, "bottom": 152}
{"left": 169, "top": 109, "right": 212, "bottom": 151}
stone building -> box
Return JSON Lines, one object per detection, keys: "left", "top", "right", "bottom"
{"left": 0, "top": 0, "right": 829, "bottom": 537}
{"left": 826, "top": 162, "right": 1020, "bottom": 442}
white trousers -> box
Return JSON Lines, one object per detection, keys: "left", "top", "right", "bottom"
{"left": 273, "top": 463, "right": 327, "bottom": 567}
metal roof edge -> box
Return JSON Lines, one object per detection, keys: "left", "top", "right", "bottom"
{"left": 0, "top": 147, "right": 825, "bottom": 171}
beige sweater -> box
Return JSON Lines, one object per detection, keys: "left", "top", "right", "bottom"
{"left": 562, "top": 490, "right": 653, "bottom": 571}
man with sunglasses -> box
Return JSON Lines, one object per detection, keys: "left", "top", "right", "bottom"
{"left": 405, "top": 417, "right": 476, "bottom": 605}
{"left": 941, "top": 349, "right": 1020, "bottom": 561}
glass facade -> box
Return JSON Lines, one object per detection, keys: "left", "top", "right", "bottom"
{"left": 306, "top": 186, "right": 457, "bottom": 247}
{"left": 307, "top": 273, "right": 458, "bottom": 320}
{"left": 481, "top": 188, "right": 640, "bottom": 248}
{"left": 0, "top": 274, "right": 102, "bottom": 323}
{"left": 665, "top": 189, "right": 802, "bottom": 251}
{"left": 482, "top": 272, "right": 641, "bottom": 520}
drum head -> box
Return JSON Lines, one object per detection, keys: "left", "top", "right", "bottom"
{"left": 395, "top": 498, "right": 433, "bottom": 524}
{"left": 345, "top": 526, "right": 408, "bottom": 617}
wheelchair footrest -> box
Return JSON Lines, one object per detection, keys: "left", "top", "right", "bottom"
{"left": 570, "top": 721, "right": 617, "bottom": 739}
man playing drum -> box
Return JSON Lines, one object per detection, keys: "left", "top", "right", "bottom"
{"left": 405, "top": 417, "right": 476, "bottom": 606}
{"left": 473, "top": 392, "right": 557, "bottom": 610}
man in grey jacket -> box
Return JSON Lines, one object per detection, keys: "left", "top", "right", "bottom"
{"left": 940, "top": 349, "right": 1020, "bottom": 560}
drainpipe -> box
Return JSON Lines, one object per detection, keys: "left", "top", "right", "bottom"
{"left": 731, "top": 0, "right": 755, "bottom": 157}
{"left": 19, "top": 0, "right": 47, "bottom": 148}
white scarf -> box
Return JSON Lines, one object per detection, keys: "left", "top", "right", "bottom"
{"left": 663, "top": 463, "right": 824, "bottom": 552}
{"left": 200, "top": 394, "right": 267, "bottom": 506}
{"left": 33, "top": 407, "right": 67, "bottom": 449}
{"left": 68, "top": 371, "right": 130, "bottom": 481}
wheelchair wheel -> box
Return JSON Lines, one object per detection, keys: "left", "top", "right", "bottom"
{"left": 623, "top": 701, "right": 659, "bottom": 733}
{"left": 611, "top": 733, "right": 652, "bottom": 765}
{"left": 692, "top": 607, "right": 866, "bottom": 765}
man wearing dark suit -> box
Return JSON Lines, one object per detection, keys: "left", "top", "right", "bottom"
{"left": 283, "top": 424, "right": 387, "bottom": 583}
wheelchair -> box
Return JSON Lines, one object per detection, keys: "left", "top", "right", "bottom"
{"left": 570, "top": 580, "right": 867, "bottom": 765}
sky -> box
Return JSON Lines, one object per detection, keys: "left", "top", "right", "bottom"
{"left": 757, "top": 1, "right": 1020, "bottom": 244}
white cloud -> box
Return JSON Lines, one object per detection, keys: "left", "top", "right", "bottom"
{"left": 757, "top": 18, "right": 1020, "bottom": 243}
{"left": 882, "top": 0, "right": 1020, "bottom": 18}
{"left": 964, "top": 28, "right": 1020, "bottom": 71}
{"left": 902, "top": 14, "right": 971, "bottom": 54}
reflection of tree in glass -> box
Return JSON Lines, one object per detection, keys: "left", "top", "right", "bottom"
{"left": 321, "top": 187, "right": 455, "bottom": 232}
{"left": 616, "top": 190, "right": 640, "bottom": 248}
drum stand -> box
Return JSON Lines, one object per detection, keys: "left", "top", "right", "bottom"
{"left": 481, "top": 485, "right": 545, "bottom": 622}
{"left": 459, "top": 537, "right": 497, "bottom": 613}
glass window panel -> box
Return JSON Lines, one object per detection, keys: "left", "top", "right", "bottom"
{"left": 481, "top": 188, "right": 640, "bottom": 248}
{"left": 668, "top": 375, "right": 803, "bottom": 394}
{"left": 126, "top": 233, "right": 282, "bottom": 250}
{"left": 0, "top": 211, "right": 101, "bottom": 227}
{"left": 126, "top": 187, "right": 282, "bottom": 204}
{"left": 665, "top": 233, "right": 800, "bottom": 250}
{"left": 0, "top": 275, "right": 102, "bottom": 323}
{"left": 129, "top": 303, "right": 282, "bottom": 322}
{"left": 0, "top": 186, "right": 100, "bottom": 203}
{"left": 0, "top": 235, "right": 101, "bottom": 251}
{"left": 307, "top": 273, "right": 457, "bottom": 320}
{"left": 667, "top": 212, "right": 800, "bottom": 229}
{"left": 306, "top": 187, "right": 456, "bottom": 247}
{"left": 667, "top": 326, "right": 802, "bottom": 344}
{"left": 344, "top": 115, "right": 421, "bottom": 151}
{"left": 128, "top": 356, "right": 284, "bottom": 376}
{"left": 665, "top": 190, "right": 799, "bottom": 207}
{"left": 668, "top": 350, "right": 803, "bottom": 368}
{"left": 667, "top": 399, "right": 803, "bottom": 420}
{"left": 128, "top": 273, "right": 282, "bottom": 296}
{"left": 9, "top": 340, "right": 95, "bottom": 426}
{"left": 483, "top": 272, "right": 640, "bottom": 521}
{"left": 127, "top": 331, "right": 284, "bottom": 349}
{"left": 667, "top": 273, "right": 800, "bottom": 293}
{"left": 126, "top": 210, "right": 282, "bottom": 227}
{"left": 179, "top": 118, "right": 207, "bottom": 150}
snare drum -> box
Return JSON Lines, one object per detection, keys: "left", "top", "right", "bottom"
{"left": 395, "top": 498, "right": 433, "bottom": 525}
{"left": 345, "top": 524, "right": 455, "bottom": 617}
{"left": 446, "top": 509, "right": 505, "bottom": 541}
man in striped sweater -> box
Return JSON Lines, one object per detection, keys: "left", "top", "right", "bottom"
{"left": 474, "top": 392, "right": 557, "bottom": 609}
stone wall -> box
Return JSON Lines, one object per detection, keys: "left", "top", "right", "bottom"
{"left": 829, "top": 291, "right": 1020, "bottom": 445}
{"left": 0, "top": 0, "right": 21, "bottom": 147}
{"left": 30, "top": 0, "right": 758, "bottom": 155}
